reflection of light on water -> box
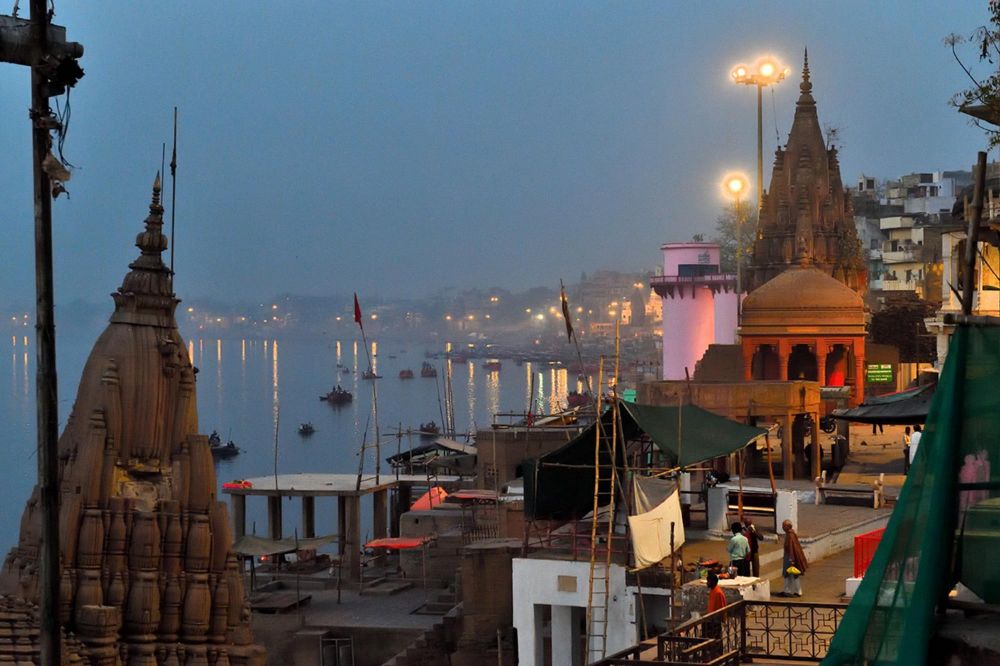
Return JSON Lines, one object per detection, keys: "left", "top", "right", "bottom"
{"left": 198, "top": 338, "right": 204, "bottom": 365}
{"left": 536, "top": 372, "right": 544, "bottom": 415}
{"left": 371, "top": 341, "right": 377, "bottom": 374}
{"left": 466, "top": 361, "right": 476, "bottom": 430}
{"left": 486, "top": 367, "right": 500, "bottom": 421}
{"left": 22, "top": 336, "right": 28, "bottom": 347}
{"left": 336, "top": 341, "right": 341, "bottom": 366}
{"left": 352, "top": 340, "right": 358, "bottom": 371}
{"left": 271, "top": 339, "right": 280, "bottom": 434}
{"left": 549, "top": 367, "right": 567, "bottom": 413}
{"left": 216, "top": 339, "right": 224, "bottom": 424}
{"left": 10, "top": 336, "right": 14, "bottom": 347}
{"left": 188, "top": 341, "right": 194, "bottom": 363}
{"left": 241, "top": 339, "right": 246, "bottom": 363}
{"left": 445, "top": 341, "right": 452, "bottom": 353}
{"left": 22, "top": 352, "right": 29, "bottom": 397}
{"left": 263, "top": 339, "right": 269, "bottom": 360}
{"left": 524, "top": 363, "right": 533, "bottom": 414}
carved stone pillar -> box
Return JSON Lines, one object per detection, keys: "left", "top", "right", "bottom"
{"left": 742, "top": 345, "right": 755, "bottom": 381}
{"left": 816, "top": 340, "right": 828, "bottom": 387}
{"left": 778, "top": 343, "right": 790, "bottom": 381}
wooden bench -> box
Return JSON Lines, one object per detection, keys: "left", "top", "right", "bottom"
{"left": 814, "top": 471, "right": 885, "bottom": 509}
{"left": 726, "top": 490, "right": 777, "bottom": 532}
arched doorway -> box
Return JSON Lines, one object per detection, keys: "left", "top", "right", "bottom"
{"left": 788, "top": 344, "right": 818, "bottom": 381}
{"left": 752, "top": 345, "right": 780, "bottom": 380}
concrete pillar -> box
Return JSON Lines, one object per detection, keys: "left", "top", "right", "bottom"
{"left": 302, "top": 496, "right": 315, "bottom": 539}
{"left": 707, "top": 487, "right": 730, "bottom": 532}
{"left": 392, "top": 485, "right": 412, "bottom": 538}
{"left": 340, "top": 495, "right": 362, "bottom": 582}
{"left": 373, "top": 489, "right": 388, "bottom": 540}
{"left": 267, "top": 495, "right": 282, "bottom": 540}
{"left": 781, "top": 413, "right": 794, "bottom": 481}
{"left": 231, "top": 494, "right": 246, "bottom": 539}
{"left": 551, "top": 605, "right": 579, "bottom": 666}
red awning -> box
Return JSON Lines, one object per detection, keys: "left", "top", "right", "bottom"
{"left": 446, "top": 489, "right": 498, "bottom": 504}
{"left": 411, "top": 486, "right": 448, "bottom": 510}
{"left": 364, "top": 537, "right": 432, "bottom": 550}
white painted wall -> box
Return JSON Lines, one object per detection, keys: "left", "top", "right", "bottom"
{"left": 512, "top": 558, "right": 637, "bottom": 665}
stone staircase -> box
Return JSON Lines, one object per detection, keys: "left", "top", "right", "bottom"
{"left": 382, "top": 603, "right": 462, "bottom": 666}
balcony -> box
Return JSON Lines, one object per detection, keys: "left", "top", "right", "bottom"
{"left": 650, "top": 273, "right": 737, "bottom": 299}
{"left": 881, "top": 246, "right": 922, "bottom": 264}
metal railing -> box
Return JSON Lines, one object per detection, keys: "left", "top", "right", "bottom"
{"left": 596, "top": 599, "right": 848, "bottom": 664}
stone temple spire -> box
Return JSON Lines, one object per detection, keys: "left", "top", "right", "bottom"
{"left": 748, "top": 50, "right": 866, "bottom": 294}
{"left": 0, "top": 182, "right": 265, "bottom": 664}
{"left": 111, "top": 173, "right": 178, "bottom": 327}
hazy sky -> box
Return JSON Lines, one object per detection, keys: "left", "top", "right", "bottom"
{"left": 0, "top": 2, "right": 991, "bottom": 306}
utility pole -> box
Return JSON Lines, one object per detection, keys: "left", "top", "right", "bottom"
{"left": 0, "top": 6, "right": 83, "bottom": 664}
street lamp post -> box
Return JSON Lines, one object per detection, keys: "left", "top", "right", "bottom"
{"left": 730, "top": 58, "right": 789, "bottom": 215}
{"left": 723, "top": 174, "right": 749, "bottom": 313}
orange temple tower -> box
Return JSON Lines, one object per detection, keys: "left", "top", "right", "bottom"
{"left": 0, "top": 176, "right": 265, "bottom": 665}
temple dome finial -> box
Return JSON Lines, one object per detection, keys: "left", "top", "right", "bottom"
{"left": 799, "top": 47, "right": 813, "bottom": 99}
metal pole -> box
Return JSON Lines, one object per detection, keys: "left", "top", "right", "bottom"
{"left": 963, "top": 151, "right": 988, "bottom": 316}
{"left": 29, "top": 0, "right": 61, "bottom": 661}
{"left": 756, "top": 83, "right": 764, "bottom": 213}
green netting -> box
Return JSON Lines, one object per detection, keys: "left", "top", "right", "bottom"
{"left": 823, "top": 324, "right": 1000, "bottom": 665}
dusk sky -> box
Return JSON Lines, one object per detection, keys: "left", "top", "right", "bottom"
{"left": 0, "top": 2, "right": 991, "bottom": 306}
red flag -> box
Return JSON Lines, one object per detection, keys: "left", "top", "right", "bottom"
{"left": 354, "top": 293, "right": 363, "bottom": 326}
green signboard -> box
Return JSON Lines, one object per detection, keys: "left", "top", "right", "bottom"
{"left": 866, "top": 363, "right": 893, "bottom": 384}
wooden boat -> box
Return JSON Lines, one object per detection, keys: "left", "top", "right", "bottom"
{"left": 361, "top": 370, "right": 382, "bottom": 380}
{"left": 567, "top": 391, "right": 592, "bottom": 408}
{"left": 209, "top": 432, "right": 240, "bottom": 459}
{"left": 341, "top": 366, "right": 350, "bottom": 374}
{"left": 399, "top": 369, "right": 414, "bottom": 379}
{"left": 298, "top": 422, "right": 315, "bottom": 436}
{"left": 482, "top": 360, "right": 501, "bottom": 372}
{"left": 420, "top": 362, "right": 437, "bottom": 378}
{"left": 320, "top": 386, "right": 353, "bottom": 404}
{"left": 418, "top": 421, "right": 440, "bottom": 438}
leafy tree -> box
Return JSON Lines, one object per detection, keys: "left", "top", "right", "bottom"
{"left": 947, "top": 2, "right": 1000, "bottom": 147}
{"left": 712, "top": 204, "right": 758, "bottom": 274}
{"left": 869, "top": 299, "right": 937, "bottom": 364}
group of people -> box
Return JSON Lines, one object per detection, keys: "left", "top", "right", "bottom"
{"left": 714, "top": 517, "right": 808, "bottom": 605}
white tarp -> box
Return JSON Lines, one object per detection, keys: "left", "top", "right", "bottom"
{"left": 628, "top": 476, "right": 685, "bottom": 569}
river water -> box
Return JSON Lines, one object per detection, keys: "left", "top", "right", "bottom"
{"left": 0, "top": 328, "right": 585, "bottom": 551}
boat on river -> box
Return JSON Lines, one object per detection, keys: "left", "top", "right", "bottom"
{"left": 420, "top": 362, "right": 437, "bottom": 378}
{"left": 399, "top": 369, "right": 414, "bottom": 379}
{"left": 298, "top": 422, "right": 315, "bottom": 436}
{"left": 209, "top": 431, "right": 241, "bottom": 458}
{"left": 320, "top": 386, "right": 353, "bottom": 404}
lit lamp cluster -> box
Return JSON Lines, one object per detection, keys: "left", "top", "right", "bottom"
{"left": 730, "top": 57, "right": 790, "bottom": 212}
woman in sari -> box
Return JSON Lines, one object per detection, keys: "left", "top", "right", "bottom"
{"left": 780, "top": 519, "right": 808, "bottom": 597}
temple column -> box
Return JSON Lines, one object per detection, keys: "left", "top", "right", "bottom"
{"left": 231, "top": 494, "right": 246, "bottom": 539}
{"left": 302, "top": 496, "right": 315, "bottom": 539}
{"left": 781, "top": 412, "right": 794, "bottom": 481}
{"left": 373, "top": 489, "right": 388, "bottom": 541}
{"left": 742, "top": 345, "right": 755, "bottom": 381}
{"left": 853, "top": 343, "right": 866, "bottom": 406}
{"left": 816, "top": 340, "right": 828, "bottom": 387}
{"left": 778, "top": 343, "right": 790, "bottom": 381}
{"left": 811, "top": 411, "right": 821, "bottom": 480}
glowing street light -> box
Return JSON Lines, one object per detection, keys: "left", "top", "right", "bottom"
{"left": 730, "top": 56, "right": 789, "bottom": 212}
{"left": 723, "top": 171, "right": 751, "bottom": 313}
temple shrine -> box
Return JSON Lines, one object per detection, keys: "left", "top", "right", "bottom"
{"left": 740, "top": 254, "right": 867, "bottom": 406}
{"left": 0, "top": 176, "right": 266, "bottom": 665}
{"left": 748, "top": 51, "right": 866, "bottom": 294}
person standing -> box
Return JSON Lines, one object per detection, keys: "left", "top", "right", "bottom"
{"left": 908, "top": 425, "right": 923, "bottom": 467}
{"left": 707, "top": 572, "right": 727, "bottom": 614}
{"left": 903, "top": 426, "right": 912, "bottom": 474}
{"left": 728, "top": 522, "right": 750, "bottom": 576}
{"left": 742, "top": 516, "right": 761, "bottom": 577}
{"left": 780, "top": 519, "right": 808, "bottom": 597}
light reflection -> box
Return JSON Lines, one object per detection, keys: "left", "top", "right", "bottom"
{"left": 23, "top": 336, "right": 28, "bottom": 347}
{"left": 188, "top": 341, "right": 194, "bottom": 363}
{"left": 466, "top": 360, "right": 476, "bottom": 431}
{"left": 486, "top": 366, "right": 500, "bottom": 421}
{"left": 524, "top": 362, "right": 534, "bottom": 414}
{"left": 336, "top": 340, "right": 341, "bottom": 366}
{"left": 352, "top": 340, "right": 358, "bottom": 371}
{"left": 536, "top": 372, "right": 545, "bottom": 415}
{"left": 264, "top": 339, "right": 269, "bottom": 360}
{"left": 216, "top": 339, "right": 222, "bottom": 363}
{"left": 271, "top": 339, "right": 280, "bottom": 436}
{"left": 241, "top": 339, "right": 246, "bottom": 363}
{"left": 22, "top": 352, "right": 29, "bottom": 397}
{"left": 10, "top": 336, "right": 15, "bottom": 347}
{"left": 371, "top": 341, "right": 377, "bottom": 374}
{"left": 216, "top": 339, "right": 224, "bottom": 426}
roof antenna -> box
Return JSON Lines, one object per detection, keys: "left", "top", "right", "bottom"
{"left": 169, "top": 106, "right": 178, "bottom": 284}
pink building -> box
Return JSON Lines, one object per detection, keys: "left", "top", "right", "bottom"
{"left": 650, "top": 243, "right": 738, "bottom": 380}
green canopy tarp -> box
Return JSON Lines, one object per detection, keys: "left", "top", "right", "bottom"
{"left": 524, "top": 401, "right": 767, "bottom": 520}
{"left": 620, "top": 402, "right": 768, "bottom": 469}
{"left": 823, "top": 324, "right": 1000, "bottom": 665}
